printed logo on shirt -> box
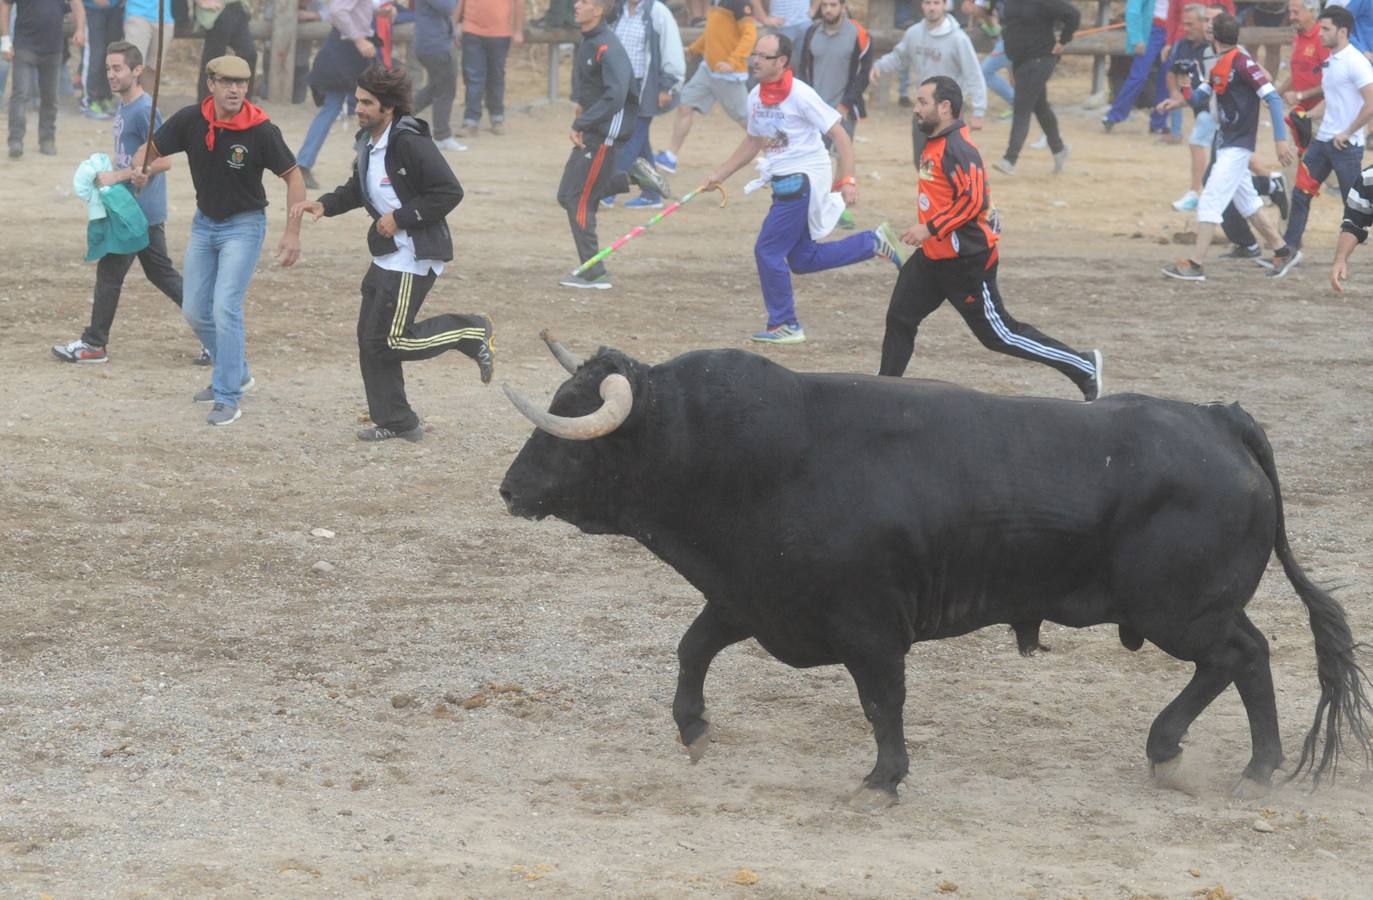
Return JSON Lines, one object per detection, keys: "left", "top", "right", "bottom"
{"left": 919, "top": 192, "right": 930, "bottom": 211}
{"left": 381, "top": 176, "right": 392, "bottom": 186}
{"left": 227, "top": 144, "right": 248, "bottom": 169}
{"left": 918, "top": 157, "right": 936, "bottom": 181}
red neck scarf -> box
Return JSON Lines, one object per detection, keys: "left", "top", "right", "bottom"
{"left": 759, "top": 69, "right": 794, "bottom": 106}
{"left": 201, "top": 96, "right": 271, "bottom": 151}
{"left": 1210, "top": 48, "right": 1240, "bottom": 96}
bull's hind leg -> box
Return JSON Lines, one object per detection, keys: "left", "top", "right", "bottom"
{"left": 844, "top": 654, "right": 909, "bottom": 809}
{"left": 1230, "top": 612, "right": 1284, "bottom": 792}
{"left": 1145, "top": 618, "right": 1263, "bottom": 795}
{"left": 673, "top": 603, "right": 750, "bottom": 763}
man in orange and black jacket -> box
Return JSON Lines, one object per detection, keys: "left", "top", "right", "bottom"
{"left": 877, "top": 75, "right": 1103, "bottom": 402}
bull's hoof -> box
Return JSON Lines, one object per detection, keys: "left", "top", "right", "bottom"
{"left": 847, "top": 784, "right": 898, "bottom": 812}
{"left": 1230, "top": 776, "right": 1271, "bottom": 800}
{"left": 678, "top": 714, "right": 712, "bottom": 764}
{"left": 1150, "top": 755, "right": 1201, "bottom": 797}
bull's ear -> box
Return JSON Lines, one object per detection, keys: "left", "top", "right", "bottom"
{"left": 503, "top": 373, "right": 634, "bottom": 441}
{"left": 539, "top": 329, "right": 581, "bottom": 374}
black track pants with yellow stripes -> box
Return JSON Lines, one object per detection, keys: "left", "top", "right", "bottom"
{"left": 357, "top": 263, "right": 488, "bottom": 432}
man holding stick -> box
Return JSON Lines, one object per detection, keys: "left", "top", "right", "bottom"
{"left": 53, "top": 41, "right": 200, "bottom": 366}
{"left": 702, "top": 32, "right": 906, "bottom": 345}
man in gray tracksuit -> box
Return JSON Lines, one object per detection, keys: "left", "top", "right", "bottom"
{"left": 869, "top": 0, "right": 987, "bottom": 165}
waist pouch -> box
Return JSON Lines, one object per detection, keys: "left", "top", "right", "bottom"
{"left": 771, "top": 173, "right": 806, "bottom": 200}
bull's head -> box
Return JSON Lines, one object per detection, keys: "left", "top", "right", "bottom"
{"left": 498, "top": 332, "right": 643, "bottom": 535}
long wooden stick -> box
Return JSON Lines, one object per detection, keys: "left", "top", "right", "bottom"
{"left": 141, "top": 0, "right": 166, "bottom": 175}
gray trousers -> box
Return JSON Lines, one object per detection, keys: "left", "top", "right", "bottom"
{"left": 8, "top": 46, "right": 60, "bottom": 151}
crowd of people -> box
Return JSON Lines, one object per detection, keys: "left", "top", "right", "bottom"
{"left": 19, "top": 0, "right": 1373, "bottom": 435}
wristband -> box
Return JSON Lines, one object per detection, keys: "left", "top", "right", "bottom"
{"left": 1, "top": 36, "right": 11, "bottom": 54}
{"left": 832, "top": 176, "right": 856, "bottom": 191}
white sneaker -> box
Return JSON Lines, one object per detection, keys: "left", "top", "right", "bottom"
{"left": 1172, "top": 190, "right": 1199, "bottom": 212}
{"left": 1030, "top": 134, "right": 1049, "bottom": 150}
{"left": 434, "top": 137, "right": 468, "bottom": 152}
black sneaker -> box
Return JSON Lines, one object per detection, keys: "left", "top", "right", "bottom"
{"left": 299, "top": 165, "right": 320, "bottom": 191}
{"left": 1218, "top": 244, "right": 1262, "bottom": 260}
{"left": 1268, "top": 172, "right": 1289, "bottom": 219}
{"left": 207, "top": 402, "right": 240, "bottom": 426}
{"left": 194, "top": 376, "right": 255, "bottom": 403}
{"left": 1101, "top": 116, "right": 1115, "bottom": 133}
{"left": 357, "top": 424, "right": 424, "bottom": 442}
{"left": 1162, "top": 259, "right": 1205, "bottom": 281}
{"left": 1267, "top": 248, "right": 1302, "bottom": 278}
{"left": 194, "top": 346, "right": 212, "bottom": 366}
{"left": 1082, "top": 349, "right": 1105, "bottom": 402}
{"left": 475, "top": 316, "right": 495, "bottom": 385}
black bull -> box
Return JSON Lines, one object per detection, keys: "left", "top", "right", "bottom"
{"left": 499, "top": 338, "right": 1373, "bottom": 802}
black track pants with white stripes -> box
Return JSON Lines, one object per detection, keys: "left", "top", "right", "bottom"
{"left": 878, "top": 249, "right": 1095, "bottom": 394}
{"left": 357, "top": 263, "right": 489, "bottom": 432}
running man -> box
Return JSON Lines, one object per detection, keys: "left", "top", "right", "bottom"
{"left": 292, "top": 64, "right": 495, "bottom": 443}
{"left": 701, "top": 32, "right": 906, "bottom": 344}
{"left": 879, "top": 76, "right": 1103, "bottom": 401}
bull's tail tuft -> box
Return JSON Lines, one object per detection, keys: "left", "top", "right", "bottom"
{"left": 1235, "top": 406, "right": 1373, "bottom": 784}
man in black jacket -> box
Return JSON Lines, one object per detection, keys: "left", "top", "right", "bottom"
{"left": 293, "top": 64, "right": 494, "bottom": 443}
{"left": 994, "top": 0, "right": 1078, "bottom": 176}
{"left": 556, "top": 0, "right": 670, "bottom": 289}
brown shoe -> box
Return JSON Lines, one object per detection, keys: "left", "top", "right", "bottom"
{"left": 463, "top": 123, "right": 481, "bottom": 138}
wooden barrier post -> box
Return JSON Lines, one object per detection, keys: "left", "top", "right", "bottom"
{"left": 268, "top": 2, "right": 300, "bottom": 103}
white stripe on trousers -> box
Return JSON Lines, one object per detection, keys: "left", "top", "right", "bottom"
{"left": 981, "top": 282, "right": 1094, "bottom": 376}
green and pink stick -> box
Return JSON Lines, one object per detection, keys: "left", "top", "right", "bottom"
{"left": 571, "top": 183, "right": 728, "bottom": 277}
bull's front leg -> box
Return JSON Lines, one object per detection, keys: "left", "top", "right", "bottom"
{"left": 844, "top": 654, "right": 909, "bottom": 810}
{"left": 672, "top": 602, "right": 750, "bottom": 763}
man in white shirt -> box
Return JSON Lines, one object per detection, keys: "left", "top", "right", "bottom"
{"left": 293, "top": 65, "right": 494, "bottom": 442}
{"left": 1279, "top": 3, "right": 1373, "bottom": 274}
{"left": 701, "top": 32, "right": 905, "bottom": 344}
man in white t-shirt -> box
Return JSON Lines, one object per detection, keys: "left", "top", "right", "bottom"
{"left": 701, "top": 32, "right": 906, "bottom": 344}
{"left": 1279, "top": 4, "right": 1373, "bottom": 273}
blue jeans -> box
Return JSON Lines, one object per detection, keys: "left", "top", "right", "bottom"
{"left": 296, "top": 89, "right": 348, "bottom": 170}
{"left": 756, "top": 181, "right": 875, "bottom": 328}
{"left": 609, "top": 115, "right": 658, "bottom": 200}
{"left": 1105, "top": 23, "right": 1169, "bottom": 130}
{"left": 1284, "top": 139, "right": 1365, "bottom": 251}
{"left": 183, "top": 210, "right": 266, "bottom": 406}
{"left": 461, "top": 33, "right": 511, "bottom": 126}
{"left": 983, "top": 39, "right": 1014, "bottom": 105}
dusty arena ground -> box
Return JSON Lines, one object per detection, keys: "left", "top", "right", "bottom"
{"left": 3, "top": 49, "right": 1373, "bottom": 898}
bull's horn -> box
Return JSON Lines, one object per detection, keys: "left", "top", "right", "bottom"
{"left": 539, "top": 328, "right": 581, "bottom": 375}
{"left": 502, "top": 373, "right": 633, "bottom": 440}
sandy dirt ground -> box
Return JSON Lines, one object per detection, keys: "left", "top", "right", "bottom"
{"left": 3, "top": 50, "right": 1373, "bottom": 898}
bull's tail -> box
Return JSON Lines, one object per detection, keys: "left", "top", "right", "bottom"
{"left": 1234, "top": 405, "right": 1373, "bottom": 784}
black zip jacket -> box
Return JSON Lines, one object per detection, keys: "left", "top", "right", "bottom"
{"left": 316, "top": 115, "right": 463, "bottom": 262}
{"left": 1001, "top": 0, "right": 1080, "bottom": 64}
{"left": 571, "top": 21, "right": 637, "bottom": 142}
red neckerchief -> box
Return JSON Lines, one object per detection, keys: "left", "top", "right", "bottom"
{"left": 759, "top": 68, "right": 794, "bottom": 106}
{"left": 1210, "top": 47, "right": 1240, "bottom": 96}
{"left": 200, "top": 95, "right": 271, "bottom": 151}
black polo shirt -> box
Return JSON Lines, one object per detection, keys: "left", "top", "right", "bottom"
{"left": 153, "top": 105, "right": 297, "bottom": 222}
{"left": 13, "top": 0, "right": 73, "bottom": 56}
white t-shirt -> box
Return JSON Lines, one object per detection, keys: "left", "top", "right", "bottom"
{"left": 1318, "top": 44, "right": 1373, "bottom": 145}
{"left": 746, "top": 78, "right": 841, "bottom": 176}
{"left": 366, "top": 124, "right": 444, "bottom": 276}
